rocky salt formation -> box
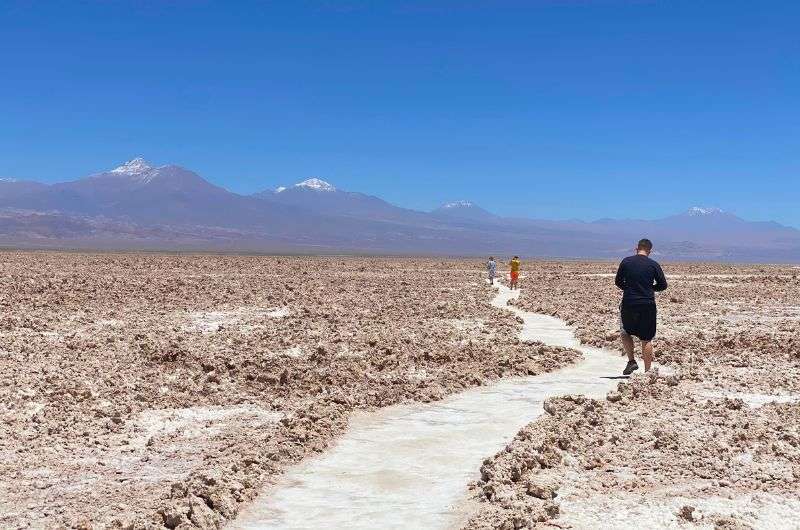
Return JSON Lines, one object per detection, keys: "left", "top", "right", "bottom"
{"left": 0, "top": 253, "right": 578, "bottom": 529}
{"left": 463, "top": 261, "right": 800, "bottom": 528}
{"left": 463, "top": 374, "right": 800, "bottom": 529}
{"left": 4, "top": 255, "right": 797, "bottom": 529}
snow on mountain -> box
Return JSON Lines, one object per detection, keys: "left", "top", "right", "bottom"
{"left": 102, "top": 157, "right": 171, "bottom": 185}
{"left": 686, "top": 206, "right": 725, "bottom": 216}
{"left": 110, "top": 157, "right": 156, "bottom": 177}
{"left": 441, "top": 200, "right": 475, "bottom": 209}
{"left": 0, "top": 158, "right": 248, "bottom": 225}
{"left": 294, "top": 178, "right": 336, "bottom": 192}
{"left": 255, "top": 178, "right": 442, "bottom": 225}
{"left": 0, "top": 157, "right": 797, "bottom": 261}
{"left": 432, "top": 200, "right": 498, "bottom": 223}
{"left": 86, "top": 158, "right": 227, "bottom": 194}
{"left": 273, "top": 178, "right": 336, "bottom": 193}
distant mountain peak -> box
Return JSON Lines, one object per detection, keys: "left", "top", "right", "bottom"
{"left": 293, "top": 178, "right": 336, "bottom": 192}
{"left": 432, "top": 200, "right": 497, "bottom": 221}
{"left": 441, "top": 200, "right": 475, "bottom": 209}
{"left": 111, "top": 157, "right": 154, "bottom": 176}
{"left": 0, "top": 177, "right": 19, "bottom": 183}
{"left": 686, "top": 206, "right": 724, "bottom": 216}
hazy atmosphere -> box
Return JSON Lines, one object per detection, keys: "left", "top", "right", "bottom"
{"left": 2, "top": 0, "right": 798, "bottom": 225}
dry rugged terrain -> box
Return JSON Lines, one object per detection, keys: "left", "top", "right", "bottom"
{"left": 0, "top": 252, "right": 575, "bottom": 529}
{"left": 463, "top": 261, "right": 800, "bottom": 529}
{"left": 2, "top": 254, "right": 798, "bottom": 529}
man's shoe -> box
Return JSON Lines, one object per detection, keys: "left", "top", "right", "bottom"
{"left": 623, "top": 360, "right": 639, "bottom": 376}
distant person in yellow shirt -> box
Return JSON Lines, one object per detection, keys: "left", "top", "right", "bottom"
{"left": 509, "top": 256, "right": 520, "bottom": 290}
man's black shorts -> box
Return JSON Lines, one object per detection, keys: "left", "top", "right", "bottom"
{"left": 620, "top": 303, "right": 657, "bottom": 341}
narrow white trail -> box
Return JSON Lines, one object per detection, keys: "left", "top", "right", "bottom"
{"left": 233, "top": 283, "right": 623, "bottom": 530}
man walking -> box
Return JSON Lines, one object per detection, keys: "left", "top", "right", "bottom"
{"left": 487, "top": 256, "right": 497, "bottom": 285}
{"left": 509, "top": 256, "right": 521, "bottom": 290}
{"left": 615, "top": 239, "right": 667, "bottom": 375}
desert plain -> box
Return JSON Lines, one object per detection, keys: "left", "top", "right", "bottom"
{"left": 0, "top": 252, "right": 798, "bottom": 529}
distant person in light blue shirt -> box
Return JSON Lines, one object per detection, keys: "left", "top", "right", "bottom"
{"left": 487, "top": 256, "right": 497, "bottom": 285}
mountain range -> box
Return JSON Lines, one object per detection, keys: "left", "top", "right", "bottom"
{"left": 0, "top": 158, "right": 797, "bottom": 262}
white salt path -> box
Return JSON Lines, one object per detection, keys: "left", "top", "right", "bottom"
{"left": 234, "top": 283, "right": 624, "bottom": 530}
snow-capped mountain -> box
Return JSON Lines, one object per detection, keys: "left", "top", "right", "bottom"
{"left": 273, "top": 178, "right": 337, "bottom": 194}
{"left": 257, "top": 178, "right": 430, "bottom": 224}
{"left": 109, "top": 157, "right": 156, "bottom": 178}
{"left": 0, "top": 158, "right": 289, "bottom": 228}
{"left": 685, "top": 206, "right": 725, "bottom": 216}
{"left": 290, "top": 178, "right": 336, "bottom": 192}
{"left": 579, "top": 206, "right": 800, "bottom": 251}
{"left": 441, "top": 200, "right": 476, "bottom": 209}
{"left": 431, "top": 200, "right": 498, "bottom": 223}
{"left": 83, "top": 158, "right": 219, "bottom": 193}
{"left": 0, "top": 159, "right": 797, "bottom": 261}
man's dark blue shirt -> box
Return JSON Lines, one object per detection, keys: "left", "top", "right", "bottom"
{"left": 615, "top": 254, "right": 668, "bottom": 306}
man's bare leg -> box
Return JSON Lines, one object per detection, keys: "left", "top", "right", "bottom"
{"left": 621, "top": 332, "right": 635, "bottom": 361}
{"left": 642, "top": 341, "right": 653, "bottom": 371}
{"left": 621, "top": 332, "right": 639, "bottom": 375}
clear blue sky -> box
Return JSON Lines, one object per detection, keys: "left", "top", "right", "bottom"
{"left": 1, "top": 1, "right": 798, "bottom": 226}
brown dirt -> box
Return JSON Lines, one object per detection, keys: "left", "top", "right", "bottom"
{"left": 0, "top": 252, "right": 576, "bottom": 529}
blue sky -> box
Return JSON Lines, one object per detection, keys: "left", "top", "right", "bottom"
{"left": 1, "top": 0, "right": 798, "bottom": 226}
